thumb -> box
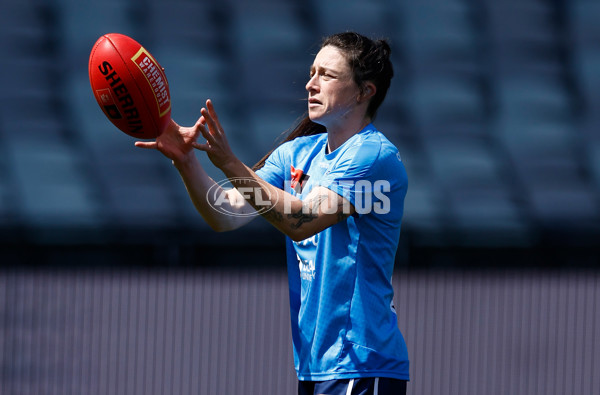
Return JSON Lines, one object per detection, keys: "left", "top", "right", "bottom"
{"left": 192, "top": 141, "right": 210, "bottom": 151}
{"left": 134, "top": 141, "right": 158, "bottom": 149}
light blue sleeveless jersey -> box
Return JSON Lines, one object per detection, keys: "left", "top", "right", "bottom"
{"left": 256, "top": 124, "right": 409, "bottom": 381}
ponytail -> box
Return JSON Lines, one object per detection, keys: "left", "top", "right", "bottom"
{"left": 252, "top": 114, "right": 325, "bottom": 171}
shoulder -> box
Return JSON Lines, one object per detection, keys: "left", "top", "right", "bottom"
{"left": 289, "top": 132, "right": 328, "bottom": 149}
{"left": 361, "top": 125, "right": 399, "bottom": 157}
{"left": 274, "top": 133, "right": 327, "bottom": 158}
{"left": 343, "top": 125, "right": 403, "bottom": 173}
{"left": 352, "top": 127, "right": 408, "bottom": 192}
{"left": 371, "top": 130, "right": 407, "bottom": 183}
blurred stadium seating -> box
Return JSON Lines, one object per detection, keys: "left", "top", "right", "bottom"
{"left": 0, "top": 0, "right": 598, "bottom": 264}
{"left": 1, "top": 3, "right": 599, "bottom": 394}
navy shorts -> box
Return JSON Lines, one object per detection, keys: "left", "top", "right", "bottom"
{"left": 298, "top": 377, "right": 407, "bottom": 395}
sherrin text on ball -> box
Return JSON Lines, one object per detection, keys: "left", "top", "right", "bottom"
{"left": 89, "top": 33, "right": 171, "bottom": 139}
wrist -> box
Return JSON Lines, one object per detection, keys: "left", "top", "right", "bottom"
{"left": 220, "top": 156, "right": 245, "bottom": 177}
{"left": 172, "top": 151, "right": 198, "bottom": 172}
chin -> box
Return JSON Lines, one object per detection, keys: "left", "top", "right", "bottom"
{"left": 309, "top": 118, "right": 326, "bottom": 128}
{"left": 307, "top": 111, "right": 325, "bottom": 126}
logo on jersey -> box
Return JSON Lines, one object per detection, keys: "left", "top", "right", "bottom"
{"left": 290, "top": 165, "right": 310, "bottom": 194}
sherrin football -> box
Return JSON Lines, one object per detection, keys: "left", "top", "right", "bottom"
{"left": 89, "top": 33, "right": 171, "bottom": 139}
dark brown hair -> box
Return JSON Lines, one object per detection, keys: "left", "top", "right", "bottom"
{"left": 253, "top": 32, "right": 393, "bottom": 170}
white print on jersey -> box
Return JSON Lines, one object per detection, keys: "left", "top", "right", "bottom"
{"left": 295, "top": 235, "right": 318, "bottom": 281}
{"left": 295, "top": 234, "right": 318, "bottom": 247}
{"left": 298, "top": 254, "right": 316, "bottom": 281}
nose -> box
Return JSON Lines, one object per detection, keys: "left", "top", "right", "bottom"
{"left": 306, "top": 73, "right": 319, "bottom": 93}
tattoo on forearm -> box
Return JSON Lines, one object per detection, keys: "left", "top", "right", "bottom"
{"left": 239, "top": 182, "right": 349, "bottom": 232}
{"left": 336, "top": 199, "right": 350, "bottom": 222}
{"left": 288, "top": 209, "right": 318, "bottom": 229}
{"left": 262, "top": 207, "right": 283, "bottom": 223}
{"left": 288, "top": 194, "right": 328, "bottom": 229}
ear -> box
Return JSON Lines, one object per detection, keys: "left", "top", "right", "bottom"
{"left": 358, "top": 82, "right": 377, "bottom": 103}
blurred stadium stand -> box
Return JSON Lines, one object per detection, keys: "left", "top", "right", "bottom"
{"left": 1, "top": 2, "right": 600, "bottom": 395}
{"left": 0, "top": 0, "right": 598, "bottom": 267}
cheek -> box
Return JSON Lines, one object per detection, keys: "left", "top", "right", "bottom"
{"left": 330, "top": 87, "right": 360, "bottom": 108}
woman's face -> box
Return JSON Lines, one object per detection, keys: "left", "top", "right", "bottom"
{"left": 305, "top": 45, "right": 362, "bottom": 128}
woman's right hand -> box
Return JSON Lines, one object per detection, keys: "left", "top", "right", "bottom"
{"left": 134, "top": 117, "right": 203, "bottom": 166}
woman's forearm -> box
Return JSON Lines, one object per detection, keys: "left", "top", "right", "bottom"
{"left": 173, "top": 154, "right": 256, "bottom": 232}
{"left": 220, "top": 158, "right": 349, "bottom": 242}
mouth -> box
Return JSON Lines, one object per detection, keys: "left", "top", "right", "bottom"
{"left": 308, "top": 98, "right": 322, "bottom": 106}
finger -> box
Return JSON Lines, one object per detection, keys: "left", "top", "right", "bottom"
{"left": 188, "top": 116, "right": 205, "bottom": 138}
{"left": 196, "top": 120, "right": 216, "bottom": 144}
{"left": 195, "top": 115, "right": 205, "bottom": 127}
{"left": 201, "top": 103, "right": 224, "bottom": 138}
{"left": 192, "top": 141, "right": 210, "bottom": 151}
{"left": 135, "top": 141, "right": 158, "bottom": 149}
{"left": 206, "top": 100, "right": 226, "bottom": 138}
{"left": 200, "top": 107, "right": 219, "bottom": 137}
{"left": 206, "top": 99, "right": 221, "bottom": 127}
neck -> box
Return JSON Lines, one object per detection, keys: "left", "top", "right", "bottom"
{"left": 326, "top": 117, "right": 371, "bottom": 153}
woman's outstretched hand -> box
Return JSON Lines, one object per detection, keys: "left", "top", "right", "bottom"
{"left": 134, "top": 117, "right": 203, "bottom": 165}
{"left": 192, "top": 99, "right": 238, "bottom": 171}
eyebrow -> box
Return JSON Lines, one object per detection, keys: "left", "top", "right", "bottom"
{"left": 310, "top": 65, "right": 342, "bottom": 75}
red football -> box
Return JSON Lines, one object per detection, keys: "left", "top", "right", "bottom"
{"left": 89, "top": 33, "right": 171, "bottom": 139}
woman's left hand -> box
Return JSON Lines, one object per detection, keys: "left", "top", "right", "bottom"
{"left": 193, "top": 99, "right": 238, "bottom": 171}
